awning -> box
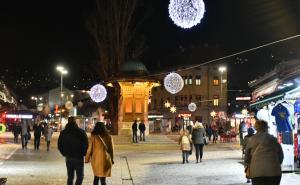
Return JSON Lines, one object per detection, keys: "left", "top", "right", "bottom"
{"left": 250, "top": 94, "right": 284, "bottom": 109}
{"left": 250, "top": 85, "right": 296, "bottom": 109}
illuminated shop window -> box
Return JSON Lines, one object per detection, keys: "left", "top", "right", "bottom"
{"left": 125, "top": 99, "right": 133, "bottom": 113}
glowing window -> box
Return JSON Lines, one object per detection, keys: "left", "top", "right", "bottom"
{"left": 125, "top": 100, "right": 132, "bottom": 113}
{"left": 213, "top": 76, "right": 219, "bottom": 86}
{"left": 135, "top": 100, "right": 142, "bottom": 113}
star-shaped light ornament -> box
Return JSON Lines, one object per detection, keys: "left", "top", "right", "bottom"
{"left": 170, "top": 105, "right": 177, "bottom": 113}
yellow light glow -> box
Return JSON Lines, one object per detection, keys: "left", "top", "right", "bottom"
{"left": 164, "top": 101, "right": 171, "bottom": 108}
{"left": 170, "top": 105, "right": 176, "bottom": 113}
{"left": 210, "top": 111, "right": 216, "bottom": 117}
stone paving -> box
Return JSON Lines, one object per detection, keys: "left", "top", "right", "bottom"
{"left": 0, "top": 132, "right": 300, "bottom": 185}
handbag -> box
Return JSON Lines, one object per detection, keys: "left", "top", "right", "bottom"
{"left": 27, "top": 132, "right": 31, "bottom": 140}
{"left": 204, "top": 136, "right": 209, "bottom": 145}
{"left": 98, "top": 135, "right": 112, "bottom": 170}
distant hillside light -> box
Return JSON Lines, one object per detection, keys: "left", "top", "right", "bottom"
{"left": 89, "top": 84, "right": 107, "bottom": 103}
{"left": 164, "top": 72, "right": 184, "bottom": 94}
{"left": 168, "top": 0, "right": 205, "bottom": 29}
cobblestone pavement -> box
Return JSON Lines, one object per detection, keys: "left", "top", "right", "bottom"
{"left": 0, "top": 132, "right": 299, "bottom": 185}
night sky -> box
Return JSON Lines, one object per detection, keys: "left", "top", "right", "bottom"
{"left": 1, "top": 0, "right": 300, "bottom": 103}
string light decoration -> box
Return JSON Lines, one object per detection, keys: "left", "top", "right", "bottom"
{"left": 170, "top": 105, "right": 177, "bottom": 113}
{"left": 164, "top": 101, "right": 171, "bottom": 108}
{"left": 168, "top": 0, "right": 205, "bottom": 29}
{"left": 164, "top": 72, "right": 184, "bottom": 94}
{"left": 89, "top": 84, "right": 107, "bottom": 103}
{"left": 188, "top": 102, "right": 197, "bottom": 112}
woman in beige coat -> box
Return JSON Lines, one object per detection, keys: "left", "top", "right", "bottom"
{"left": 244, "top": 120, "right": 283, "bottom": 185}
{"left": 85, "top": 122, "right": 114, "bottom": 185}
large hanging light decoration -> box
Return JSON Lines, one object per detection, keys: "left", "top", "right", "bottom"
{"left": 188, "top": 102, "right": 197, "bottom": 112}
{"left": 89, "top": 84, "right": 107, "bottom": 103}
{"left": 168, "top": 0, "right": 205, "bottom": 29}
{"left": 164, "top": 72, "right": 184, "bottom": 94}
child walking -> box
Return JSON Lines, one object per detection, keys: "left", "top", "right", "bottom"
{"left": 178, "top": 130, "right": 192, "bottom": 164}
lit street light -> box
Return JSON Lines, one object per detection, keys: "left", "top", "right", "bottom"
{"left": 56, "top": 65, "right": 68, "bottom": 125}
{"left": 218, "top": 66, "right": 226, "bottom": 109}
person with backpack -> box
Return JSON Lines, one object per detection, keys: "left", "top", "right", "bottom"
{"left": 178, "top": 130, "right": 192, "bottom": 164}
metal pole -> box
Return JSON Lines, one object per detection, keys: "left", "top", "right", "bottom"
{"left": 220, "top": 72, "right": 223, "bottom": 109}
{"left": 60, "top": 73, "right": 63, "bottom": 125}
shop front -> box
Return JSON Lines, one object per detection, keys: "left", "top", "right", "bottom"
{"left": 250, "top": 86, "right": 300, "bottom": 171}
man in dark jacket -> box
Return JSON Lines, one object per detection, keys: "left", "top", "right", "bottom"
{"left": 132, "top": 120, "right": 138, "bottom": 143}
{"left": 58, "top": 117, "right": 88, "bottom": 185}
{"left": 33, "top": 121, "right": 44, "bottom": 150}
{"left": 139, "top": 120, "right": 146, "bottom": 142}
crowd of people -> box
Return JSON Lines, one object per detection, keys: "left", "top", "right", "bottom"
{"left": 7, "top": 117, "right": 284, "bottom": 185}
{"left": 11, "top": 120, "right": 54, "bottom": 151}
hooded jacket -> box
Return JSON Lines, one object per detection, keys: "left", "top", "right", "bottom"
{"left": 58, "top": 123, "right": 88, "bottom": 159}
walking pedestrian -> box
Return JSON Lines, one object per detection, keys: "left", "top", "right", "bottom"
{"left": 139, "top": 120, "right": 146, "bottom": 141}
{"left": 21, "top": 119, "right": 30, "bottom": 150}
{"left": 243, "top": 127, "right": 255, "bottom": 183}
{"left": 179, "top": 130, "right": 192, "bottom": 164}
{"left": 85, "top": 122, "right": 114, "bottom": 185}
{"left": 239, "top": 121, "right": 248, "bottom": 145}
{"left": 58, "top": 117, "right": 88, "bottom": 185}
{"left": 244, "top": 120, "right": 283, "bottom": 185}
{"left": 45, "top": 124, "right": 53, "bottom": 152}
{"left": 206, "top": 125, "right": 213, "bottom": 141}
{"left": 12, "top": 122, "right": 21, "bottom": 143}
{"left": 33, "top": 121, "right": 44, "bottom": 150}
{"left": 192, "top": 121, "right": 206, "bottom": 163}
{"left": 211, "top": 123, "right": 218, "bottom": 143}
{"left": 132, "top": 120, "right": 138, "bottom": 143}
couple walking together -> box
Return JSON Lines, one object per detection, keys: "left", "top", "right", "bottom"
{"left": 179, "top": 121, "right": 207, "bottom": 163}
{"left": 58, "top": 117, "right": 114, "bottom": 185}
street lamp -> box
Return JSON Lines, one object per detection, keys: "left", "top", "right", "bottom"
{"left": 56, "top": 65, "right": 68, "bottom": 125}
{"left": 218, "top": 66, "right": 226, "bottom": 109}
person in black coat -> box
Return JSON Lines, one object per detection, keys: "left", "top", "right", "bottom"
{"left": 58, "top": 117, "right": 88, "bottom": 185}
{"left": 12, "top": 123, "right": 21, "bottom": 143}
{"left": 132, "top": 120, "right": 138, "bottom": 143}
{"left": 139, "top": 120, "right": 146, "bottom": 142}
{"left": 33, "top": 121, "right": 44, "bottom": 150}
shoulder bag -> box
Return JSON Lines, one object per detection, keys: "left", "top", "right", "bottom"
{"left": 98, "top": 135, "right": 112, "bottom": 170}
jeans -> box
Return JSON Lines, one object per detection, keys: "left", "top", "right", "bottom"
{"left": 194, "top": 144, "right": 204, "bottom": 162}
{"left": 34, "top": 136, "right": 41, "bottom": 150}
{"left": 252, "top": 176, "right": 281, "bottom": 185}
{"left": 140, "top": 131, "right": 145, "bottom": 141}
{"left": 94, "top": 176, "right": 106, "bottom": 185}
{"left": 21, "top": 134, "right": 28, "bottom": 149}
{"left": 182, "top": 151, "right": 189, "bottom": 163}
{"left": 66, "top": 158, "right": 84, "bottom": 185}
{"left": 47, "top": 141, "right": 50, "bottom": 151}
{"left": 132, "top": 131, "right": 138, "bottom": 143}
{"left": 14, "top": 134, "right": 19, "bottom": 143}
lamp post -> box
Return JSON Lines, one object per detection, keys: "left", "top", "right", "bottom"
{"left": 56, "top": 66, "right": 68, "bottom": 125}
{"left": 218, "top": 66, "right": 226, "bottom": 110}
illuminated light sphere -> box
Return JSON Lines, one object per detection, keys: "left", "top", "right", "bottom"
{"left": 168, "top": 0, "right": 205, "bottom": 29}
{"left": 164, "top": 101, "right": 171, "bottom": 108}
{"left": 170, "top": 105, "right": 177, "bottom": 113}
{"left": 188, "top": 102, "right": 197, "bottom": 112}
{"left": 89, "top": 84, "right": 107, "bottom": 103}
{"left": 164, "top": 72, "right": 184, "bottom": 94}
{"left": 65, "top": 101, "right": 73, "bottom": 110}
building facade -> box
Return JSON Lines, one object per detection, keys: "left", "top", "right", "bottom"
{"left": 149, "top": 64, "right": 227, "bottom": 132}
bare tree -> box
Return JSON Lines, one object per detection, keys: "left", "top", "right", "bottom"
{"left": 87, "top": 0, "right": 140, "bottom": 80}
{"left": 87, "top": 0, "right": 146, "bottom": 134}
